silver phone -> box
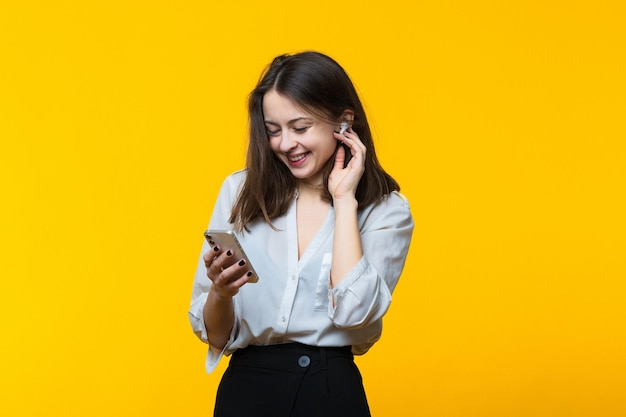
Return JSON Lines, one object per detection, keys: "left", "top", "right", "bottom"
{"left": 204, "top": 229, "right": 259, "bottom": 283}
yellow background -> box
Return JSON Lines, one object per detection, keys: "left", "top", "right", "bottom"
{"left": 1, "top": 1, "right": 625, "bottom": 416}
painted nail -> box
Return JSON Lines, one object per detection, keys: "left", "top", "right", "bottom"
{"left": 238, "top": 260, "right": 246, "bottom": 266}
{"left": 246, "top": 271, "right": 253, "bottom": 277}
{"left": 213, "top": 246, "right": 219, "bottom": 252}
{"left": 226, "top": 250, "right": 232, "bottom": 256}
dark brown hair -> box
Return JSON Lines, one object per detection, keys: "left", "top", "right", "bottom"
{"left": 230, "top": 51, "right": 400, "bottom": 231}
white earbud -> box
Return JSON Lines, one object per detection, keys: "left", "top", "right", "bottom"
{"left": 340, "top": 121, "right": 349, "bottom": 134}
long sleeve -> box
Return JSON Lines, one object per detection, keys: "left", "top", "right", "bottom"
{"left": 328, "top": 192, "right": 414, "bottom": 328}
{"left": 188, "top": 171, "right": 245, "bottom": 372}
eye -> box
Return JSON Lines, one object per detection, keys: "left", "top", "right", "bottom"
{"left": 293, "top": 126, "right": 311, "bottom": 133}
{"left": 266, "top": 129, "right": 281, "bottom": 137}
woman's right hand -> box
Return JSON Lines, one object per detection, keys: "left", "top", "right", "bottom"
{"left": 203, "top": 246, "right": 253, "bottom": 298}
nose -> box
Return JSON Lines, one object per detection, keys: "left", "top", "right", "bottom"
{"left": 278, "top": 131, "right": 298, "bottom": 153}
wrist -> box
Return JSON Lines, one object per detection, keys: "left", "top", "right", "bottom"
{"left": 209, "top": 284, "right": 234, "bottom": 302}
{"left": 332, "top": 196, "right": 358, "bottom": 210}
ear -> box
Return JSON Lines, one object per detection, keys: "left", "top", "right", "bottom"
{"left": 341, "top": 109, "right": 354, "bottom": 125}
{"left": 338, "top": 110, "right": 355, "bottom": 133}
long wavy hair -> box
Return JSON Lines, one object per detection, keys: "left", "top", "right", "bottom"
{"left": 230, "top": 51, "right": 400, "bottom": 231}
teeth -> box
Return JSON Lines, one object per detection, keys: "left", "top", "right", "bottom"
{"left": 288, "top": 153, "right": 306, "bottom": 162}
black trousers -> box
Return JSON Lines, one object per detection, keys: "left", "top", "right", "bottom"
{"left": 214, "top": 343, "right": 371, "bottom": 417}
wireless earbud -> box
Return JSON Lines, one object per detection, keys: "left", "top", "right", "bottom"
{"left": 340, "top": 121, "right": 349, "bottom": 134}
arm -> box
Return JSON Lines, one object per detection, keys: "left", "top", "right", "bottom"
{"left": 188, "top": 239, "right": 249, "bottom": 372}
{"left": 329, "top": 197, "right": 414, "bottom": 328}
{"left": 202, "top": 246, "right": 252, "bottom": 350}
{"left": 203, "top": 291, "right": 234, "bottom": 350}
{"left": 328, "top": 128, "right": 367, "bottom": 288}
{"left": 331, "top": 197, "right": 362, "bottom": 289}
{"left": 326, "top": 128, "right": 413, "bottom": 328}
{"left": 188, "top": 171, "right": 251, "bottom": 370}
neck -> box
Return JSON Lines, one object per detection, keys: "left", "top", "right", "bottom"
{"left": 296, "top": 180, "right": 324, "bottom": 200}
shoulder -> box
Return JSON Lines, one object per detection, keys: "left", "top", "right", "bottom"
{"left": 224, "top": 169, "right": 247, "bottom": 186}
{"left": 214, "top": 169, "right": 248, "bottom": 205}
{"left": 359, "top": 191, "right": 413, "bottom": 228}
{"left": 385, "top": 191, "right": 411, "bottom": 209}
{"left": 370, "top": 191, "right": 411, "bottom": 213}
{"left": 219, "top": 169, "right": 247, "bottom": 192}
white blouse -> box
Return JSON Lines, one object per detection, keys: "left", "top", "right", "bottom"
{"left": 189, "top": 170, "right": 414, "bottom": 373}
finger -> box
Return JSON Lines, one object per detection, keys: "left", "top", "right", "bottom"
{"left": 339, "top": 129, "right": 365, "bottom": 150}
{"left": 209, "top": 264, "right": 239, "bottom": 286}
{"left": 339, "top": 136, "right": 366, "bottom": 166}
{"left": 333, "top": 144, "right": 346, "bottom": 171}
{"left": 208, "top": 248, "right": 237, "bottom": 275}
{"left": 346, "top": 131, "right": 366, "bottom": 154}
{"left": 204, "top": 243, "right": 222, "bottom": 258}
{"left": 203, "top": 245, "right": 219, "bottom": 268}
{"left": 213, "top": 254, "right": 249, "bottom": 281}
{"left": 213, "top": 269, "right": 253, "bottom": 298}
{"left": 204, "top": 242, "right": 226, "bottom": 264}
{"left": 333, "top": 130, "right": 348, "bottom": 143}
{"left": 232, "top": 271, "right": 254, "bottom": 287}
{"left": 342, "top": 127, "right": 358, "bottom": 139}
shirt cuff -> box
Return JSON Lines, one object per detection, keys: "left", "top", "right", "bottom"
{"left": 327, "top": 257, "right": 368, "bottom": 317}
{"left": 205, "top": 323, "right": 237, "bottom": 374}
{"left": 188, "top": 292, "right": 210, "bottom": 342}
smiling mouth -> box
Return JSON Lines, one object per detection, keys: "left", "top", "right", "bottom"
{"left": 288, "top": 153, "right": 308, "bottom": 162}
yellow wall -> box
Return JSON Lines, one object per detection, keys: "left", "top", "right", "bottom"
{"left": 1, "top": 1, "right": 625, "bottom": 416}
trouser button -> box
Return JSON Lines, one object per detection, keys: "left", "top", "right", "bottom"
{"left": 298, "top": 355, "right": 311, "bottom": 368}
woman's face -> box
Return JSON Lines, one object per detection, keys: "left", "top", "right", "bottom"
{"left": 263, "top": 90, "right": 337, "bottom": 187}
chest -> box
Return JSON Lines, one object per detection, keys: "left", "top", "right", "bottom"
{"left": 296, "top": 199, "right": 330, "bottom": 259}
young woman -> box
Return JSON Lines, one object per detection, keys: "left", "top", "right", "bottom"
{"left": 189, "top": 51, "right": 414, "bottom": 417}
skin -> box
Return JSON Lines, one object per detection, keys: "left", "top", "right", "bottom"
{"left": 202, "top": 89, "right": 367, "bottom": 350}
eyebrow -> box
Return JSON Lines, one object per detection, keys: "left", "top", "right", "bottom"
{"left": 264, "top": 117, "right": 314, "bottom": 126}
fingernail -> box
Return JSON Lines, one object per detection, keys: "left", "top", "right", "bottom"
{"left": 246, "top": 271, "right": 253, "bottom": 277}
{"left": 238, "top": 260, "right": 246, "bottom": 266}
{"left": 213, "top": 246, "right": 220, "bottom": 252}
{"left": 226, "top": 250, "right": 232, "bottom": 256}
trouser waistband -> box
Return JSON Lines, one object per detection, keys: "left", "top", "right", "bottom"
{"left": 230, "top": 343, "right": 353, "bottom": 373}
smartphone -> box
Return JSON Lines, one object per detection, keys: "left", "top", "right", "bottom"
{"left": 204, "top": 229, "right": 259, "bottom": 283}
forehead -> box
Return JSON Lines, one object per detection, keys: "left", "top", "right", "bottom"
{"left": 262, "top": 90, "right": 314, "bottom": 122}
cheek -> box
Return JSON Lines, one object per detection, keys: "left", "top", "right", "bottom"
{"left": 319, "top": 135, "right": 338, "bottom": 159}
{"left": 268, "top": 137, "right": 281, "bottom": 153}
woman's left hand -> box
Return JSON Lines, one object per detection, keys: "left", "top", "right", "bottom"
{"left": 328, "top": 128, "right": 366, "bottom": 202}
